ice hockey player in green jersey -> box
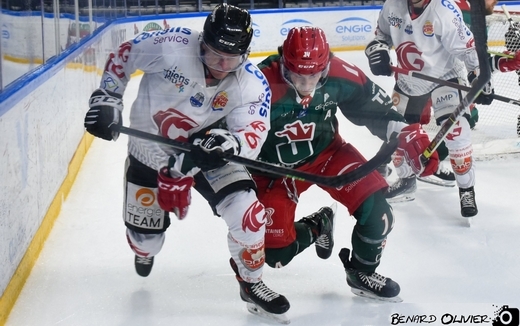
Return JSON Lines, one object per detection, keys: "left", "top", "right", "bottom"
{"left": 252, "top": 26, "right": 439, "bottom": 302}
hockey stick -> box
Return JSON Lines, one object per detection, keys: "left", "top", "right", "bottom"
{"left": 391, "top": 66, "right": 520, "bottom": 107}
{"left": 502, "top": 4, "right": 515, "bottom": 28}
{"left": 418, "top": 0, "right": 491, "bottom": 162}
{"left": 117, "top": 126, "right": 398, "bottom": 188}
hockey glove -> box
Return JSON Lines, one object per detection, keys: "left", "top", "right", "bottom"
{"left": 190, "top": 129, "right": 241, "bottom": 172}
{"left": 468, "top": 69, "right": 494, "bottom": 105}
{"left": 505, "top": 22, "right": 520, "bottom": 52}
{"left": 85, "top": 88, "right": 123, "bottom": 141}
{"left": 365, "top": 40, "right": 392, "bottom": 76}
{"left": 491, "top": 51, "right": 520, "bottom": 72}
{"left": 157, "top": 167, "right": 194, "bottom": 220}
{"left": 394, "top": 124, "right": 439, "bottom": 177}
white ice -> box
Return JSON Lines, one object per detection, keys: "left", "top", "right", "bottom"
{"left": 6, "top": 51, "right": 520, "bottom": 326}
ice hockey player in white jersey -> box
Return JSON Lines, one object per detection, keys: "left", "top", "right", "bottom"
{"left": 84, "top": 4, "right": 290, "bottom": 321}
{"left": 365, "top": 0, "right": 488, "bottom": 217}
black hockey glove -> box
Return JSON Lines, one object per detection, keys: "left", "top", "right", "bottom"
{"left": 505, "top": 22, "right": 520, "bottom": 52}
{"left": 468, "top": 70, "right": 494, "bottom": 105}
{"left": 85, "top": 88, "right": 123, "bottom": 141}
{"left": 189, "top": 129, "right": 241, "bottom": 172}
{"left": 365, "top": 40, "right": 392, "bottom": 76}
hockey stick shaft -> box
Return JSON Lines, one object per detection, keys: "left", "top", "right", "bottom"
{"left": 391, "top": 66, "right": 520, "bottom": 107}
{"left": 118, "top": 126, "right": 398, "bottom": 188}
{"left": 419, "top": 0, "right": 491, "bottom": 161}
{"left": 502, "top": 4, "right": 514, "bottom": 25}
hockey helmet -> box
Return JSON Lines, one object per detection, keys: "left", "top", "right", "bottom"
{"left": 282, "top": 26, "right": 330, "bottom": 75}
{"left": 202, "top": 4, "right": 253, "bottom": 55}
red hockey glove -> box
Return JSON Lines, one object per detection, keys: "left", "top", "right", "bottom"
{"left": 157, "top": 167, "right": 194, "bottom": 220}
{"left": 396, "top": 124, "right": 439, "bottom": 177}
{"left": 495, "top": 51, "right": 520, "bottom": 72}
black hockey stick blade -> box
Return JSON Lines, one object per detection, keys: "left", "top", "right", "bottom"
{"left": 391, "top": 66, "right": 520, "bottom": 107}
{"left": 118, "top": 126, "right": 398, "bottom": 188}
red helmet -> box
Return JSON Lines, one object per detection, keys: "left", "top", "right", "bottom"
{"left": 282, "top": 26, "right": 330, "bottom": 75}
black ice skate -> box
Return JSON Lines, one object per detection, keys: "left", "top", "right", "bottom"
{"left": 135, "top": 255, "right": 154, "bottom": 277}
{"left": 459, "top": 186, "right": 478, "bottom": 218}
{"left": 230, "top": 258, "right": 290, "bottom": 324}
{"left": 338, "top": 248, "right": 402, "bottom": 303}
{"left": 385, "top": 176, "right": 416, "bottom": 203}
{"left": 418, "top": 162, "right": 456, "bottom": 187}
{"left": 300, "top": 203, "right": 336, "bottom": 259}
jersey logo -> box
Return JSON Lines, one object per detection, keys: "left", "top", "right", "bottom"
{"left": 212, "top": 91, "right": 229, "bottom": 111}
{"left": 242, "top": 200, "right": 265, "bottom": 233}
{"left": 153, "top": 108, "right": 199, "bottom": 141}
{"left": 275, "top": 120, "right": 315, "bottom": 142}
{"left": 395, "top": 41, "right": 424, "bottom": 71}
{"left": 423, "top": 21, "right": 434, "bottom": 37}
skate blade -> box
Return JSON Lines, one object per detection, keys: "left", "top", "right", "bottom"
{"left": 417, "top": 176, "right": 456, "bottom": 187}
{"left": 386, "top": 194, "right": 415, "bottom": 204}
{"left": 351, "top": 288, "right": 403, "bottom": 303}
{"left": 246, "top": 303, "right": 290, "bottom": 324}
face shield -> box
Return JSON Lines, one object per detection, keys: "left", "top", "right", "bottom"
{"left": 281, "top": 60, "right": 330, "bottom": 96}
{"left": 199, "top": 35, "right": 250, "bottom": 73}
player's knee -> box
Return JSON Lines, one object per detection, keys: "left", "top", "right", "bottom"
{"left": 126, "top": 228, "right": 165, "bottom": 257}
{"left": 354, "top": 191, "right": 394, "bottom": 238}
{"left": 220, "top": 190, "right": 266, "bottom": 243}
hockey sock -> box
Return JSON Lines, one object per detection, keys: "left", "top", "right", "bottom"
{"left": 265, "top": 242, "right": 299, "bottom": 268}
{"left": 351, "top": 192, "right": 394, "bottom": 272}
{"left": 264, "top": 222, "right": 313, "bottom": 268}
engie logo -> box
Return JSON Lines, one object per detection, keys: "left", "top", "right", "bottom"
{"left": 252, "top": 22, "right": 261, "bottom": 38}
{"left": 280, "top": 19, "right": 313, "bottom": 36}
{"left": 335, "top": 17, "right": 372, "bottom": 33}
{"left": 336, "top": 17, "right": 372, "bottom": 42}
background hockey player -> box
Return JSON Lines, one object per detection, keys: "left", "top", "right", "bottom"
{"left": 365, "top": 0, "right": 515, "bottom": 218}
{"left": 371, "top": 0, "right": 520, "bottom": 209}
{"left": 83, "top": 4, "right": 290, "bottom": 320}
{"left": 253, "top": 26, "right": 439, "bottom": 302}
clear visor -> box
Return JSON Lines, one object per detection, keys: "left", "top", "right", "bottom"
{"left": 281, "top": 61, "right": 330, "bottom": 96}
{"left": 199, "top": 38, "right": 249, "bottom": 73}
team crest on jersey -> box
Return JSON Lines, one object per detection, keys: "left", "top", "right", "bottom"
{"left": 405, "top": 24, "right": 413, "bottom": 35}
{"left": 212, "top": 91, "right": 229, "bottom": 111}
{"left": 423, "top": 21, "right": 434, "bottom": 37}
{"left": 190, "top": 92, "right": 204, "bottom": 107}
{"left": 395, "top": 41, "right": 424, "bottom": 71}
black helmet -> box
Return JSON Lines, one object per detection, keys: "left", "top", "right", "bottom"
{"left": 202, "top": 4, "right": 253, "bottom": 55}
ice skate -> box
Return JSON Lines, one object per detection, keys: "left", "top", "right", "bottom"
{"left": 417, "top": 161, "right": 456, "bottom": 187}
{"left": 230, "top": 258, "right": 290, "bottom": 324}
{"left": 338, "top": 248, "right": 402, "bottom": 303}
{"left": 376, "top": 164, "right": 392, "bottom": 179}
{"left": 385, "top": 176, "right": 416, "bottom": 203}
{"left": 135, "top": 255, "right": 154, "bottom": 277}
{"left": 300, "top": 203, "right": 336, "bottom": 259}
{"left": 459, "top": 186, "right": 478, "bottom": 218}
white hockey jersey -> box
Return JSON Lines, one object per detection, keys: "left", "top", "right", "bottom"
{"left": 374, "top": 0, "right": 480, "bottom": 95}
{"left": 99, "top": 27, "right": 271, "bottom": 172}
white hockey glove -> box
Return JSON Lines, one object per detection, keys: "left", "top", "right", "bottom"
{"left": 85, "top": 88, "right": 123, "bottom": 141}
{"left": 189, "top": 129, "right": 241, "bottom": 172}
